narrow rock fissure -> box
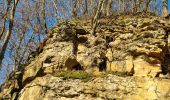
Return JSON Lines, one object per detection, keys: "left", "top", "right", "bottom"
{"left": 9, "top": 71, "right": 24, "bottom": 100}
{"left": 161, "top": 30, "right": 170, "bottom": 75}
{"left": 98, "top": 57, "right": 107, "bottom": 71}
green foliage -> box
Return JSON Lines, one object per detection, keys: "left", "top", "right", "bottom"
{"left": 53, "top": 71, "right": 92, "bottom": 81}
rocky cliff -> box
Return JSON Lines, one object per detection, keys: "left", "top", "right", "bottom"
{"left": 0, "top": 13, "right": 170, "bottom": 100}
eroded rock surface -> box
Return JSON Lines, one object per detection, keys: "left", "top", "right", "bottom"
{"left": 21, "top": 15, "right": 170, "bottom": 82}
{"left": 18, "top": 74, "right": 170, "bottom": 100}
{"left": 1, "top": 14, "right": 170, "bottom": 100}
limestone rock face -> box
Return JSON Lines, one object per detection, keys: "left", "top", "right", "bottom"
{"left": 0, "top": 80, "right": 19, "bottom": 100}
{"left": 19, "top": 15, "right": 170, "bottom": 86}
{"left": 1, "top": 14, "right": 170, "bottom": 100}
{"left": 104, "top": 15, "right": 170, "bottom": 77}
{"left": 133, "top": 56, "right": 161, "bottom": 77}
{"left": 133, "top": 77, "right": 170, "bottom": 100}
{"left": 22, "top": 60, "right": 43, "bottom": 84}
{"left": 21, "top": 15, "right": 170, "bottom": 81}
{"left": 17, "top": 74, "right": 170, "bottom": 100}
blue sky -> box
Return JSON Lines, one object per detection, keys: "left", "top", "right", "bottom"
{"left": 169, "top": 0, "right": 170, "bottom": 12}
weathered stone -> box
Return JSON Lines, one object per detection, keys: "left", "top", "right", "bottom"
{"left": 22, "top": 60, "right": 43, "bottom": 84}
{"left": 1, "top": 14, "right": 170, "bottom": 100}
{"left": 106, "top": 49, "right": 134, "bottom": 73}
{"left": 15, "top": 74, "right": 170, "bottom": 100}
{"left": 0, "top": 80, "right": 19, "bottom": 100}
{"left": 133, "top": 56, "right": 161, "bottom": 77}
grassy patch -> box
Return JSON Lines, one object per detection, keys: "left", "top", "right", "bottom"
{"left": 53, "top": 71, "right": 92, "bottom": 81}
{"left": 53, "top": 70, "right": 129, "bottom": 82}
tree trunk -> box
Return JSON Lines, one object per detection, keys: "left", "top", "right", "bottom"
{"left": 92, "top": 0, "right": 104, "bottom": 35}
{"left": 162, "top": 0, "right": 168, "bottom": 17}
{"left": 83, "top": 0, "right": 88, "bottom": 16}
{"left": 122, "top": 0, "right": 125, "bottom": 13}
{"left": 101, "top": 0, "right": 112, "bottom": 17}
{"left": 101, "top": 0, "right": 107, "bottom": 16}
{"left": 52, "top": 0, "right": 58, "bottom": 18}
{"left": 144, "top": 0, "right": 151, "bottom": 13}
{"left": 72, "top": 0, "right": 78, "bottom": 19}
{"left": 134, "top": 0, "right": 138, "bottom": 13}
{"left": 13, "top": 33, "right": 25, "bottom": 71}
{"left": 106, "top": 0, "right": 112, "bottom": 16}
{"left": 42, "top": 0, "right": 48, "bottom": 34}
{"left": 18, "top": 33, "right": 34, "bottom": 66}
{"left": 0, "top": 0, "right": 11, "bottom": 40}
{"left": 0, "top": 0, "right": 19, "bottom": 69}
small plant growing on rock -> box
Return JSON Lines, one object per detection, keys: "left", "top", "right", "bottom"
{"left": 53, "top": 71, "right": 92, "bottom": 81}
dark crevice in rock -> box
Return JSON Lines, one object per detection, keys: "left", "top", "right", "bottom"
{"left": 37, "top": 67, "right": 47, "bottom": 77}
{"left": 161, "top": 30, "right": 170, "bottom": 75}
{"left": 162, "top": 53, "right": 170, "bottom": 74}
{"left": 72, "top": 63, "right": 83, "bottom": 70}
{"left": 92, "top": 53, "right": 108, "bottom": 72}
{"left": 44, "top": 56, "right": 55, "bottom": 63}
{"left": 78, "top": 36, "right": 88, "bottom": 43}
{"left": 11, "top": 88, "right": 20, "bottom": 100}
{"left": 72, "top": 37, "right": 78, "bottom": 56}
{"left": 75, "top": 28, "right": 89, "bottom": 35}
{"left": 106, "top": 35, "right": 113, "bottom": 48}
{"left": 13, "top": 72, "right": 24, "bottom": 100}
{"left": 65, "top": 58, "right": 83, "bottom": 70}
{"left": 98, "top": 57, "right": 107, "bottom": 72}
{"left": 4, "top": 71, "right": 24, "bottom": 100}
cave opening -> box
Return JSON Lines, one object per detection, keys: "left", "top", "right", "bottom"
{"left": 65, "top": 58, "right": 83, "bottom": 70}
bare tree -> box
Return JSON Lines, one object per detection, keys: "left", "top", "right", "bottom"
{"left": 144, "top": 0, "right": 152, "bottom": 12}
{"left": 133, "top": 0, "right": 139, "bottom": 13}
{"left": 92, "top": 0, "right": 105, "bottom": 36}
{"left": 0, "top": 0, "right": 11, "bottom": 40}
{"left": 42, "top": 0, "right": 48, "bottom": 34}
{"left": 83, "top": 0, "right": 88, "bottom": 16}
{"left": 162, "top": 0, "right": 168, "bottom": 17}
{"left": 101, "top": 0, "right": 112, "bottom": 16}
{"left": 72, "top": 0, "right": 78, "bottom": 19}
{"left": 0, "top": 0, "right": 19, "bottom": 69}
